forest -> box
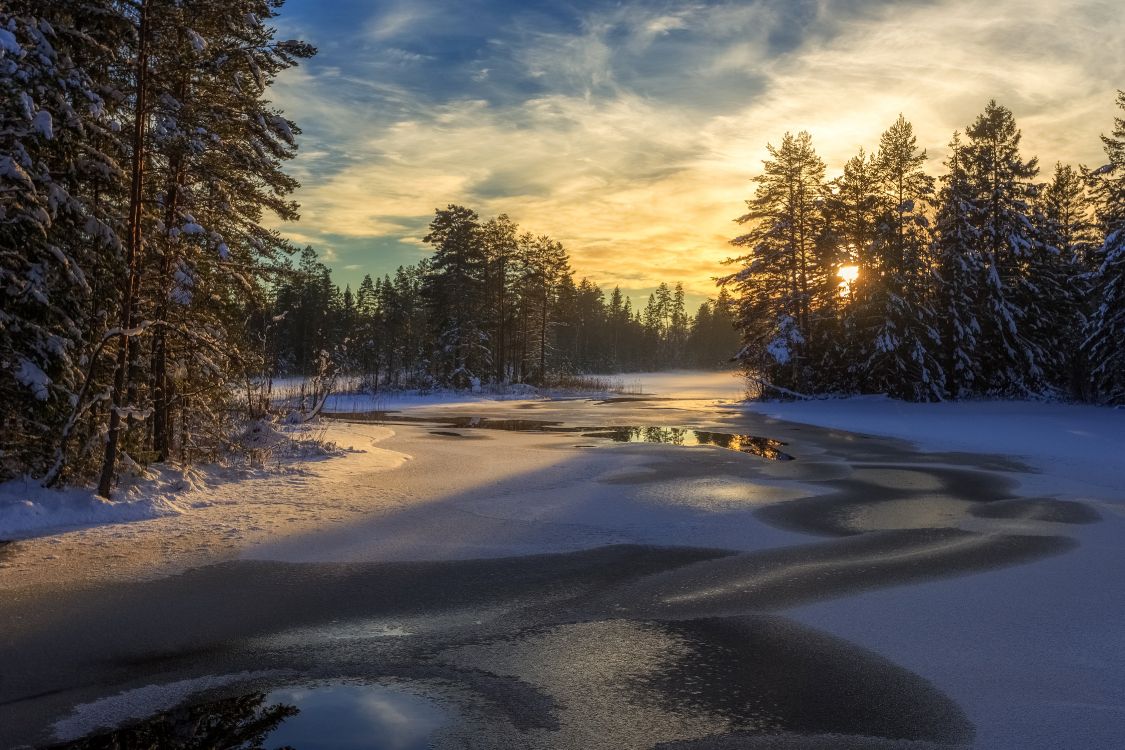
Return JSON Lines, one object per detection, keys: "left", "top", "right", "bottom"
{"left": 1, "top": 0, "right": 1123, "bottom": 498}
{"left": 1, "top": 0, "right": 316, "bottom": 491}
{"left": 0, "top": 1, "right": 736, "bottom": 493}
{"left": 723, "top": 97, "right": 1125, "bottom": 404}
{"left": 268, "top": 214, "right": 739, "bottom": 388}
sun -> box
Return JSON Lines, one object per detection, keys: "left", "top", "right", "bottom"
{"left": 837, "top": 265, "right": 859, "bottom": 284}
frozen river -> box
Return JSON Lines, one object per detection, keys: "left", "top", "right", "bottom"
{"left": 1, "top": 371, "right": 1122, "bottom": 749}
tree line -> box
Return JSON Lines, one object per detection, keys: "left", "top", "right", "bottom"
{"left": 722, "top": 95, "right": 1125, "bottom": 404}
{"left": 1, "top": 1, "right": 314, "bottom": 493}
{"left": 0, "top": 1, "right": 739, "bottom": 494}
{"left": 267, "top": 212, "right": 740, "bottom": 388}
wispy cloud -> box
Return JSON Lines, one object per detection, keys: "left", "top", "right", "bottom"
{"left": 273, "top": 0, "right": 1124, "bottom": 300}
{"left": 363, "top": 1, "right": 435, "bottom": 41}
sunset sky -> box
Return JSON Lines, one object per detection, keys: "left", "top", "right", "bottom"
{"left": 271, "top": 0, "right": 1125, "bottom": 307}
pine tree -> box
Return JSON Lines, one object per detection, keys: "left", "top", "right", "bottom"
{"left": 518, "top": 233, "right": 569, "bottom": 383}
{"left": 1085, "top": 91, "right": 1125, "bottom": 404}
{"left": 480, "top": 214, "right": 519, "bottom": 383}
{"left": 864, "top": 115, "right": 944, "bottom": 400}
{"left": 1, "top": 1, "right": 130, "bottom": 481}
{"left": 722, "top": 131, "right": 827, "bottom": 393}
{"left": 961, "top": 101, "right": 1045, "bottom": 396}
{"left": 422, "top": 205, "right": 487, "bottom": 388}
{"left": 934, "top": 132, "right": 984, "bottom": 397}
{"left": 1036, "top": 162, "right": 1097, "bottom": 396}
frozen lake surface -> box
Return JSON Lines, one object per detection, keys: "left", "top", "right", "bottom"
{"left": 1, "top": 372, "right": 1122, "bottom": 749}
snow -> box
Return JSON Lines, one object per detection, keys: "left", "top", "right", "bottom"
{"left": 721, "top": 388, "right": 1125, "bottom": 749}
{"left": 789, "top": 517, "right": 1125, "bottom": 750}
{"left": 4, "top": 372, "right": 1123, "bottom": 749}
{"left": 0, "top": 423, "right": 407, "bottom": 542}
{"left": 297, "top": 370, "right": 749, "bottom": 415}
{"left": 53, "top": 671, "right": 284, "bottom": 742}
{"left": 0, "top": 28, "right": 19, "bottom": 56}
{"left": 185, "top": 29, "right": 206, "bottom": 52}
{"left": 15, "top": 358, "right": 50, "bottom": 400}
{"left": 32, "top": 110, "right": 53, "bottom": 139}
{"left": 612, "top": 369, "right": 749, "bottom": 401}
{"left": 0, "top": 155, "right": 34, "bottom": 190}
{"left": 739, "top": 396, "right": 1125, "bottom": 502}
{"left": 0, "top": 470, "right": 198, "bottom": 540}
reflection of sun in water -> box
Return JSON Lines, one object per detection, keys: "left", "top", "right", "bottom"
{"left": 837, "top": 264, "right": 859, "bottom": 297}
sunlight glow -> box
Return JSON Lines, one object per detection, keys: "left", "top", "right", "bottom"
{"left": 837, "top": 264, "right": 859, "bottom": 299}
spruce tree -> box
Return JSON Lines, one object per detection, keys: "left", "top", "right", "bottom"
{"left": 422, "top": 205, "right": 487, "bottom": 387}
{"left": 1085, "top": 91, "right": 1125, "bottom": 404}
{"left": 961, "top": 101, "right": 1045, "bottom": 396}
{"left": 822, "top": 148, "right": 879, "bottom": 391}
{"left": 1036, "top": 162, "right": 1097, "bottom": 396}
{"left": 722, "top": 131, "right": 827, "bottom": 393}
{"left": 933, "top": 132, "right": 984, "bottom": 397}
{"left": 865, "top": 115, "right": 944, "bottom": 400}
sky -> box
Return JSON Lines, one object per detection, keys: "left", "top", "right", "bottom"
{"left": 269, "top": 0, "right": 1124, "bottom": 308}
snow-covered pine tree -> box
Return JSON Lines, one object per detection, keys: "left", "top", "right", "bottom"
{"left": 1034, "top": 162, "right": 1098, "bottom": 397}
{"left": 933, "top": 132, "right": 984, "bottom": 398}
{"left": 821, "top": 148, "right": 879, "bottom": 392}
{"left": 864, "top": 115, "right": 944, "bottom": 401}
{"left": 1084, "top": 91, "right": 1125, "bottom": 404}
{"left": 960, "top": 101, "right": 1046, "bottom": 397}
{"left": 722, "top": 131, "right": 827, "bottom": 395}
{"left": 138, "top": 0, "right": 315, "bottom": 465}
{"left": 88, "top": 0, "right": 315, "bottom": 494}
{"left": 1, "top": 1, "right": 130, "bottom": 482}
{"left": 422, "top": 205, "right": 488, "bottom": 388}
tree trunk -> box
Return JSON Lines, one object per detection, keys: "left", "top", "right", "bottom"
{"left": 152, "top": 73, "right": 189, "bottom": 462}
{"left": 539, "top": 287, "right": 548, "bottom": 384}
{"left": 98, "top": 1, "right": 149, "bottom": 498}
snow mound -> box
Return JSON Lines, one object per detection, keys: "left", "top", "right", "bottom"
{"left": 53, "top": 671, "right": 283, "bottom": 742}
{"left": 0, "top": 466, "right": 200, "bottom": 541}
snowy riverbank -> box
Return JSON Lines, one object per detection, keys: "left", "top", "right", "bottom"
{"left": 737, "top": 396, "right": 1124, "bottom": 503}
{"left": 0, "top": 423, "right": 407, "bottom": 543}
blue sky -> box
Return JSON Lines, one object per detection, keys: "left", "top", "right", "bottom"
{"left": 269, "top": 0, "right": 1124, "bottom": 306}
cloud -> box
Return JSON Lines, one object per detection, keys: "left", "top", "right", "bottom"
{"left": 272, "top": 0, "right": 1124, "bottom": 301}
{"left": 363, "top": 1, "right": 433, "bottom": 41}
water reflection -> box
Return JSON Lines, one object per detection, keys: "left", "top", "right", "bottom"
{"left": 583, "top": 427, "right": 794, "bottom": 461}
{"left": 264, "top": 683, "right": 449, "bottom": 750}
{"left": 49, "top": 683, "right": 449, "bottom": 750}
{"left": 48, "top": 692, "right": 297, "bottom": 750}
{"left": 327, "top": 412, "right": 793, "bottom": 461}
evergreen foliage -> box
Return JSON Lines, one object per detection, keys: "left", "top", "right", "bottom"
{"left": 1085, "top": 92, "right": 1125, "bottom": 404}
{"left": 0, "top": 0, "right": 314, "bottom": 492}
{"left": 724, "top": 99, "right": 1125, "bottom": 403}
{"left": 266, "top": 207, "right": 739, "bottom": 388}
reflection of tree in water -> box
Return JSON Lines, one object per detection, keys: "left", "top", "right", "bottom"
{"left": 49, "top": 692, "right": 298, "bottom": 750}
{"left": 694, "top": 431, "right": 791, "bottom": 461}
{"left": 588, "top": 426, "right": 792, "bottom": 460}
{"left": 639, "top": 426, "right": 687, "bottom": 445}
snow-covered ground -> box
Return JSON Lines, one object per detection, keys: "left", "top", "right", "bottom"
{"left": 739, "top": 396, "right": 1124, "bottom": 503}
{"left": 0, "top": 422, "right": 417, "bottom": 544}
{"left": 608, "top": 369, "right": 751, "bottom": 402}
{"left": 725, "top": 392, "right": 1125, "bottom": 750}
{"left": 2, "top": 371, "right": 1123, "bottom": 748}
